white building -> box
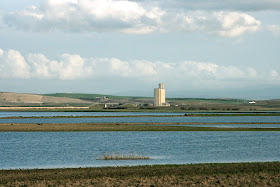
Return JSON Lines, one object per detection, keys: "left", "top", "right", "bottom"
{"left": 154, "top": 83, "right": 165, "bottom": 106}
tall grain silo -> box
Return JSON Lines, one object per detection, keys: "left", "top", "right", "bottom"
{"left": 154, "top": 83, "right": 165, "bottom": 106}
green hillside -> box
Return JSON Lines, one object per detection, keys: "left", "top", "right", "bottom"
{"left": 167, "top": 98, "right": 247, "bottom": 104}
{"left": 43, "top": 93, "right": 152, "bottom": 100}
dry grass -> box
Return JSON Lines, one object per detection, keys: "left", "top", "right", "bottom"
{"left": 4, "top": 173, "right": 280, "bottom": 187}
{"left": 98, "top": 153, "right": 150, "bottom": 160}
{"left": 1, "top": 162, "right": 279, "bottom": 186}
{"left": 0, "top": 122, "right": 279, "bottom": 131}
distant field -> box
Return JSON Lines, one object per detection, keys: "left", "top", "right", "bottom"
{"left": 43, "top": 93, "right": 152, "bottom": 100}
{"left": 43, "top": 93, "right": 247, "bottom": 104}
{"left": 1, "top": 92, "right": 279, "bottom": 111}
{"left": 167, "top": 98, "right": 246, "bottom": 104}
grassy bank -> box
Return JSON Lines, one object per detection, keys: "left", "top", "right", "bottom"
{"left": 1, "top": 162, "right": 279, "bottom": 186}
{"left": 0, "top": 123, "right": 279, "bottom": 131}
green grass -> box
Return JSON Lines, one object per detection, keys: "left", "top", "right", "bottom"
{"left": 166, "top": 98, "right": 247, "bottom": 104}
{"left": 43, "top": 93, "right": 152, "bottom": 100}
{"left": 43, "top": 93, "right": 257, "bottom": 105}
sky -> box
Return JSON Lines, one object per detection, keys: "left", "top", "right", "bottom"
{"left": 0, "top": 0, "right": 279, "bottom": 99}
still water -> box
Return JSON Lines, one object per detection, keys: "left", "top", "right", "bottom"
{"left": 1, "top": 116, "right": 280, "bottom": 124}
{"left": 1, "top": 131, "right": 279, "bottom": 169}
{"left": 0, "top": 111, "right": 185, "bottom": 118}
{"left": 0, "top": 111, "right": 279, "bottom": 118}
{"left": 153, "top": 124, "right": 280, "bottom": 128}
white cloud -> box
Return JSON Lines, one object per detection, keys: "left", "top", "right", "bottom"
{"left": 3, "top": 0, "right": 263, "bottom": 37}
{"left": 58, "top": 54, "right": 93, "bottom": 80}
{"left": 0, "top": 48, "right": 3, "bottom": 56}
{"left": 110, "top": 58, "right": 131, "bottom": 76}
{"left": 267, "top": 25, "right": 280, "bottom": 36}
{"left": 134, "top": 60, "right": 158, "bottom": 76}
{"left": 27, "top": 53, "right": 59, "bottom": 79}
{"left": 177, "top": 61, "right": 259, "bottom": 81}
{"left": 0, "top": 48, "right": 279, "bottom": 88}
{"left": 271, "top": 70, "right": 279, "bottom": 78}
{"left": 215, "top": 12, "right": 261, "bottom": 37}
{"left": 27, "top": 53, "right": 93, "bottom": 80}
{"left": 4, "top": 0, "right": 163, "bottom": 34}
{"left": 0, "top": 49, "right": 30, "bottom": 79}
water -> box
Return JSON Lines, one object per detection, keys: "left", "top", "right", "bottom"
{"left": 1, "top": 111, "right": 279, "bottom": 118}
{"left": 1, "top": 112, "right": 280, "bottom": 169}
{"left": 0, "top": 116, "right": 280, "bottom": 124}
{"left": 0, "top": 131, "right": 279, "bottom": 169}
{"left": 152, "top": 124, "right": 280, "bottom": 128}
{"left": 0, "top": 111, "right": 185, "bottom": 118}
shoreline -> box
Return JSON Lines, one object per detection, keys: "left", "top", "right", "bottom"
{"left": 1, "top": 162, "right": 279, "bottom": 186}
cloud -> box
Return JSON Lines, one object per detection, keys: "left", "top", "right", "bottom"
{"left": 109, "top": 58, "right": 131, "bottom": 76}
{"left": 267, "top": 25, "right": 280, "bottom": 36}
{"left": 0, "top": 48, "right": 279, "bottom": 89}
{"left": 152, "top": 0, "right": 280, "bottom": 11}
{"left": 214, "top": 12, "right": 261, "bottom": 37}
{"left": 4, "top": 0, "right": 163, "bottom": 34}
{"left": 26, "top": 53, "right": 93, "bottom": 80}
{"left": 271, "top": 70, "right": 279, "bottom": 78}
{"left": 0, "top": 49, "right": 30, "bottom": 79}
{"left": 3, "top": 0, "right": 263, "bottom": 37}
{"left": 177, "top": 61, "right": 259, "bottom": 81}
{"left": 58, "top": 54, "right": 93, "bottom": 80}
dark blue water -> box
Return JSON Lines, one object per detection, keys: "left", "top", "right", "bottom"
{"left": 0, "top": 116, "right": 280, "bottom": 124}
{"left": 0, "top": 131, "right": 279, "bottom": 169}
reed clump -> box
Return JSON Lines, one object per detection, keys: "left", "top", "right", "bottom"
{"left": 98, "top": 153, "right": 150, "bottom": 160}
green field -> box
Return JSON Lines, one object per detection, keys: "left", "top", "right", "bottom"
{"left": 167, "top": 98, "right": 246, "bottom": 104}
{"left": 43, "top": 93, "right": 151, "bottom": 100}
{"left": 43, "top": 93, "right": 248, "bottom": 104}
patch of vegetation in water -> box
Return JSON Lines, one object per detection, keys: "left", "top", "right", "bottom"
{"left": 97, "top": 153, "right": 150, "bottom": 160}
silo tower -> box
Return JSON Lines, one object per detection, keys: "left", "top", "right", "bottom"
{"left": 154, "top": 83, "right": 165, "bottom": 106}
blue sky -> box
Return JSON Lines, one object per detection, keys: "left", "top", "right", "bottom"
{"left": 0, "top": 0, "right": 279, "bottom": 99}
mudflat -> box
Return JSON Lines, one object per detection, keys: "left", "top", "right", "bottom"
{"left": 1, "top": 162, "right": 279, "bottom": 186}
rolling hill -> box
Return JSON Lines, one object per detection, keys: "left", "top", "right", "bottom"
{"left": 0, "top": 92, "right": 93, "bottom": 107}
